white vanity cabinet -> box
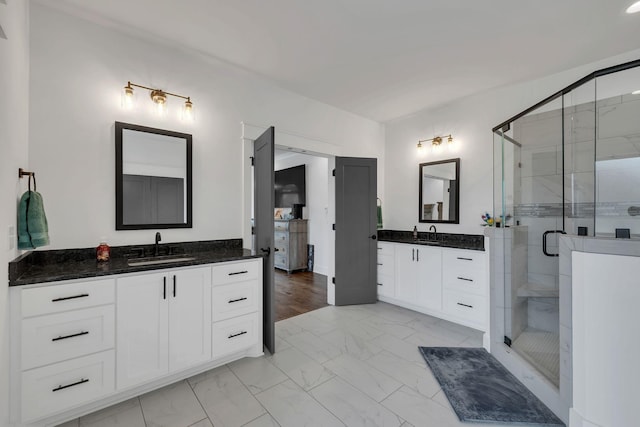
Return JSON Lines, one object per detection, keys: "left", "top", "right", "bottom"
{"left": 376, "top": 241, "right": 488, "bottom": 332}
{"left": 10, "top": 257, "right": 263, "bottom": 427}
{"left": 376, "top": 242, "right": 396, "bottom": 298}
{"left": 116, "top": 266, "right": 212, "bottom": 390}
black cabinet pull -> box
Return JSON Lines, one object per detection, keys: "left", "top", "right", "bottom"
{"left": 377, "top": 247, "right": 382, "bottom": 250}
{"left": 52, "top": 331, "right": 89, "bottom": 342}
{"left": 457, "top": 257, "right": 473, "bottom": 261}
{"left": 163, "top": 277, "right": 167, "bottom": 300}
{"left": 457, "top": 277, "right": 473, "bottom": 282}
{"left": 52, "top": 378, "right": 89, "bottom": 392}
{"left": 228, "top": 271, "right": 248, "bottom": 276}
{"left": 377, "top": 283, "right": 383, "bottom": 286}
{"left": 412, "top": 249, "right": 415, "bottom": 261}
{"left": 228, "top": 297, "right": 248, "bottom": 304}
{"left": 228, "top": 331, "right": 247, "bottom": 339}
{"left": 377, "top": 263, "right": 383, "bottom": 266}
{"left": 457, "top": 302, "right": 473, "bottom": 309}
{"left": 52, "top": 293, "right": 89, "bottom": 302}
{"left": 416, "top": 249, "right": 419, "bottom": 262}
{"left": 173, "top": 275, "right": 177, "bottom": 298}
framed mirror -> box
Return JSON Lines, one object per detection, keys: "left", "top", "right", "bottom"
{"left": 419, "top": 158, "right": 460, "bottom": 224}
{"left": 115, "top": 122, "right": 192, "bottom": 230}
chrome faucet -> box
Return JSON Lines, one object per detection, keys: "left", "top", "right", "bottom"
{"left": 154, "top": 232, "right": 162, "bottom": 256}
{"left": 429, "top": 225, "right": 437, "bottom": 240}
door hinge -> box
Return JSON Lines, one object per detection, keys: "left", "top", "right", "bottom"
{"left": 251, "top": 226, "right": 255, "bottom": 235}
{"left": 504, "top": 336, "right": 512, "bottom": 347}
{"left": 250, "top": 156, "right": 254, "bottom": 166}
{"left": 332, "top": 277, "right": 335, "bottom": 284}
{"left": 332, "top": 224, "right": 335, "bottom": 230}
{"left": 332, "top": 169, "right": 335, "bottom": 177}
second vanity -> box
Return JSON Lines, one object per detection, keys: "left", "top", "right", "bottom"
{"left": 8, "top": 239, "right": 263, "bottom": 427}
{"left": 376, "top": 230, "right": 489, "bottom": 340}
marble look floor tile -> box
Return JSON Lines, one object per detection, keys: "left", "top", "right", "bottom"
{"left": 404, "top": 329, "right": 465, "bottom": 348}
{"left": 310, "top": 377, "right": 403, "bottom": 427}
{"left": 139, "top": 380, "right": 206, "bottom": 427}
{"left": 242, "top": 413, "right": 281, "bottom": 427}
{"left": 366, "top": 351, "right": 440, "bottom": 398}
{"left": 285, "top": 330, "right": 343, "bottom": 363}
{"left": 360, "top": 316, "right": 417, "bottom": 339}
{"left": 368, "top": 302, "right": 420, "bottom": 324}
{"left": 192, "top": 367, "right": 266, "bottom": 427}
{"left": 275, "top": 319, "right": 304, "bottom": 339}
{"left": 269, "top": 346, "right": 334, "bottom": 391}
{"left": 288, "top": 312, "right": 339, "bottom": 335}
{"left": 338, "top": 316, "right": 385, "bottom": 340}
{"left": 56, "top": 419, "right": 79, "bottom": 427}
{"left": 400, "top": 422, "right": 415, "bottom": 427}
{"left": 368, "top": 333, "right": 426, "bottom": 364}
{"left": 187, "top": 364, "right": 231, "bottom": 388}
{"left": 320, "top": 328, "right": 381, "bottom": 361}
{"left": 188, "top": 419, "right": 213, "bottom": 427}
{"left": 323, "top": 354, "right": 402, "bottom": 402}
{"left": 228, "top": 356, "right": 288, "bottom": 394}
{"left": 381, "top": 386, "right": 462, "bottom": 427}
{"left": 78, "top": 398, "right": 145, "bottom": 427}
{"left": 255, "top": 380, "right": 344, "bottom": 427}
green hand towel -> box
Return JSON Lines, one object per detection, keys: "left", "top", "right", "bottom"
{"left": 377, "top": 205, "right": 383, "bottom": 229}
{"left": 18, "top": 190, "right": 50, "bottom": 250}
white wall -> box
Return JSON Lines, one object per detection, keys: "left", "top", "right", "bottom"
{"left": 28, "top": 3, "right": 385, "bottom": 250}
{"left": 275, "top": 152, "right": 330, "bottom": 275}
{"left": 384, "top": 48, "right": 640, "bottom": 235}
{"left": 0, "top": 0, "right": 30, "bottom": 424}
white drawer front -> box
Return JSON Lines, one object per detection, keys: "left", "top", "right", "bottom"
{"left": 443, "top": 267, "right": 486, "bottom": 296}
{"left": 22, "top": 279, "right": 115, "bottom": 318}
{"left": 21, "top": 350, "right": 115, "bottom": 423}
{"left": 22, "top": 305, "right": 115, "bottom": 370}
{"left": 377, "top": 253, "right": 394, "bottom": 278}
{"left": 377, "top": 242, "right": 395, "bottom": 257}
{"left": 377, "top": 273, "right": 395, "bottom": 298}
{"left": 212, "top": 260, "right": 261, "bottom": 285}
{"left": 442, "top": 249, "right": 486, "bottom": 272}
{"left": 212, "top": 312, "right": 258, "bottom": 359}
{"left": 443, "top": 290, "right": 486, "bottom": 327}
{"left": 212, "top": 280, "right": 260, "bottom": 322}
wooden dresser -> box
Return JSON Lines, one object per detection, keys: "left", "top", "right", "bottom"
{"left": 274, "top": 219, "right": 308, "bottom": 273}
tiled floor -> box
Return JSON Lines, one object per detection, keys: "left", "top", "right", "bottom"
{"left": 56, "top": 302, "right": 499, "bottom": 427}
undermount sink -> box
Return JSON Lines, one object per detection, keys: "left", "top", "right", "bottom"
{"left": 127, "top": 254, "right": 196, "bottom": 267}
{"left": 414, "top": 239, "right": 442, "bottom": 245}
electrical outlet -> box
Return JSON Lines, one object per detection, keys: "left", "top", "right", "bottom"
{"left": 8, "top": 225, "right": 15, "bottom": 250}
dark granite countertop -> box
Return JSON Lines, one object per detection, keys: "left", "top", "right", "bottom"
{"left": 9, "top": 239, "right": 261, "bottom": 286}
{"left": 377, "top": 230, "right": 485, "bottom": 251}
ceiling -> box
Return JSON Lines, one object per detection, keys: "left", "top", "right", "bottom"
{"left": 48, "top": 0, "right": 640, "bottom": 123}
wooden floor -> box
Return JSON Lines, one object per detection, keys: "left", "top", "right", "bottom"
{"left": 274, "top": 269, "right": 328, "bottom": 321}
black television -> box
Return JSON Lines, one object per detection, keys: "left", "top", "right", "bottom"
{"left": 275, "top": 165, "right": 306, "bottom": 208}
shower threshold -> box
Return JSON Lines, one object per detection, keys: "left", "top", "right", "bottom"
{"left": 512, "top": 328, "right": 560, "bottom": 388}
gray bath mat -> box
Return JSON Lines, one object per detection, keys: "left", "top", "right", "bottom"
{"left": 419, "top": 347, "right": 564, "bottom": 426}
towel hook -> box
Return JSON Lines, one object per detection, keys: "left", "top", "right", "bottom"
{"left": 19, "top": 168, "right": 36, "bottom": 192}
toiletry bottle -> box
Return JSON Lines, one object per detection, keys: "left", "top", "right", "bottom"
{"left": 96, "top": 241, "right": 110, "bottom": 262}
{"left": 413, "top": 226, "right": 418, "bottom": 240}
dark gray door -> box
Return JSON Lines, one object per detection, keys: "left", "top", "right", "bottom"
{"left": 335, "top": 157, "right": 378, "bottom": 305}
{"left": 254, "top": 127, "right": 276, "bottom": 354}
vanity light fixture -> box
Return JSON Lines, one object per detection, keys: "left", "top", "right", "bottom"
{"left": 122, "top": 81, "right": 194, "bottom": 121}
{"left": 626, "top": 1, "right": 640, "bottom": 14}
{"left": 632, "top": 89, "right": 640, "bottom": 95}
{"left": 417, "top": 134, "right": 454, "bottom": 152}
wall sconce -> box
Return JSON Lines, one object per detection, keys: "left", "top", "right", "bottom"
{"left": 417, "top": 134, "right": 453, "bottom": 152}
{"left": 122, "top": 81, "right": 195, "bottom": 121}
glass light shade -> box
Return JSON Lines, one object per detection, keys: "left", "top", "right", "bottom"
{"left": 633, "top": 89, "right": 640, "bottom": 95}
{"left": 447, "top": 135, "right": 453, "bottom": 144}
{"left": 626, "top": 1, "right": 640, "bottom": 13}
{"left": 181, "top": 98, "right": 195, "bottom": 121}
{"left": 121, "top": 85, "right": 135, "bottom": 109}
{"left": 417, "top": 142, "right": 424, "bottom": 154}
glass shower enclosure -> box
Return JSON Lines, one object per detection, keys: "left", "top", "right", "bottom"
{"left": 493, "top": 59, "right": 640, "bottom": 389}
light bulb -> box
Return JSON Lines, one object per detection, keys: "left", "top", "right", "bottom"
{"left": 632, "top": 89, "right": 640, "bottom": 95}
{"left": 626, "top": 1, "right": 640, "bottom": 14}
{"left": 121, "top": 83, "right": 134, "bottom": 109}
{"left": 182, "top": 98, "right": 195, "bottom": 122}
{"left": 417, "top": 142, "right": 424, "bottom": 154}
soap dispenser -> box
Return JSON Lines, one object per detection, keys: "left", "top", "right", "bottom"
{"left": 413, "top": 226, "right": 418, "bottom": 240}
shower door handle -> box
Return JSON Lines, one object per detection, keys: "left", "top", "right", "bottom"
{"left": 542, "top": 230, "right": 566, "bottom": 257}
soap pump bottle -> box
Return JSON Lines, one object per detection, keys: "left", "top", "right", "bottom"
{"left": 96, "top": 239, "right": 110, "bottom": 262}
{"left": 413, "top": 226, "right": 418, "bottom": 240}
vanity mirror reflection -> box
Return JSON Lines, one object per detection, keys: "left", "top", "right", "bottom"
{"left": 419, "top": 158, "right": 460, "bottom": 224}
{"left": 115, "top": 122, "right": 192, "bottom": 230}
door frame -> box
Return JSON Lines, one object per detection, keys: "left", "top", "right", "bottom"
{"left": 241, "top": 122, "right": 340, "bottom": 305}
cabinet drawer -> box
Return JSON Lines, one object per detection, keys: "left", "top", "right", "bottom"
{"left": 377, "top": 242, "right": 394, "bottom": 257}
{"left": 443, "top": 267, "right": 486, "bottom": 296}
{"left": 22, "top": 279, "right": 115, "bottom": 318}
{"left": 212, "top": 260, "right": 260, "bottom": 285}
{"left": 212, "top": 281, "right": 260, "bottom": 322}
{"left": 274, "top": 221, "right": 289, "bottom": 231}
{"left": 21, "top": 350, "right": 115, "bottom": 423}
{"left": 377, "top": 253, "right": 394, "bottom": 277}
{"left": 377, "top": 273, "right": 395, "bottom": 298}
{"left": 443, "top": 290, "right": 486, "bottom": 326}
{"left": 22, "top": 305, "right": 115, "bottom": 370}
{"left": 274, "top": 231, "right": 289, "bottom": 243}
{"left": 212, "top": 312, "right": 259, "bottom": 359}
{"left": 442, "top": 249, "right": 486, "bottom": 272}
{"left": 274, "top": 253, "right": 288, "bottom": 269}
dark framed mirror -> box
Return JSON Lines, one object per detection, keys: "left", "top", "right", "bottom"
{"left": 419, "top": 158, "right": 460, "bottom": 224}
{"left": 115, "top": 121, "right": 192, "bottom": 230}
